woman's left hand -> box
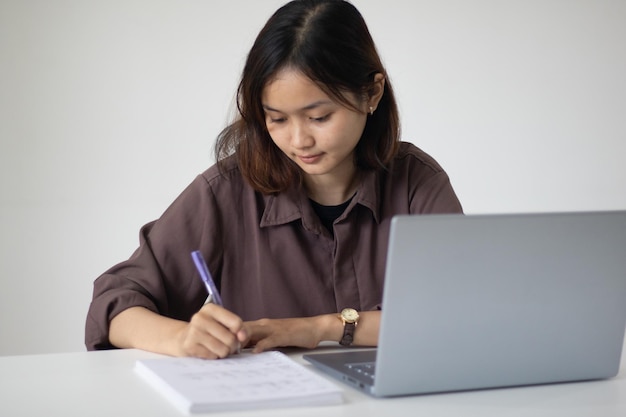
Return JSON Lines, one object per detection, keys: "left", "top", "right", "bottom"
{"left": 243, "top": 315, "right": 339, "bottom": 353}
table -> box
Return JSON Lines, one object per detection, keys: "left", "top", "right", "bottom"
{"left": 1, "top": 343, "right": 625, "bottom": 417}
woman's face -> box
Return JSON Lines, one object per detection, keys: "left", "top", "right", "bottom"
{"left": 261, "top": 69, "right": 368, "bottom": 187}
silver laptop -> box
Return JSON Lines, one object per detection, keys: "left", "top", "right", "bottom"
{"left": 304, "top": 211, "right": 626, "bottom": 397}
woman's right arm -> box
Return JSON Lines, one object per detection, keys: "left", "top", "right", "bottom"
{"left": 85, "top": 169, "right": 236, "bottom": 353}
{"left": 109, "top": 304, "right": 247, "bottom": 358}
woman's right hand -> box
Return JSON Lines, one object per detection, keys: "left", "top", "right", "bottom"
{"left": 109, "top": 305, "right": 247, "bottom": 358}
{"left": 176, "top": 303, "right": 248, "bottom": 359}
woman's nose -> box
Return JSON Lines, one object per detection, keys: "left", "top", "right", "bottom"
{"left": 291, "top": 122, "right": 314, "bottom": 148}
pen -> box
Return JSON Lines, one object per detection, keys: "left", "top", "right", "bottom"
{"left": 191, "top": 250, "right": 241, "bottom": 354}
{"left": 191, "top": 250, "right": 223, "bottom": 306}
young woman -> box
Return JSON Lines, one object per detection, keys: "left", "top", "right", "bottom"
{"left": 85, "top": 0, "right": 463, "bottom": 358}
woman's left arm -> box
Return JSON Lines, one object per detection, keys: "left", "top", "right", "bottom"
{"left": 243, "top": 310, "right": 380, "bottom": 353}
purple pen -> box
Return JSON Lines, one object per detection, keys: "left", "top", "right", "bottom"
{"left": 191, "top": 250, "right": 223, "bottom": 306}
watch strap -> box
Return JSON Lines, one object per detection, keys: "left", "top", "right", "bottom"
{"left": 340, "top": 322, "right": 356, "bottom": 346}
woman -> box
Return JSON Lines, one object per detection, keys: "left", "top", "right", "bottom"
{"left": 85, "top": 0, "right": 463, "bottom": 358}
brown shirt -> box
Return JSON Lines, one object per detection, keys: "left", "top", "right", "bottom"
{"left": 85, "top": 142, "right": 463, "bottom": 350}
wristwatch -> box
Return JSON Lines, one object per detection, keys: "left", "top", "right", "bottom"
{"left": 339, "top": 308, "right": 360, "bottom": 346}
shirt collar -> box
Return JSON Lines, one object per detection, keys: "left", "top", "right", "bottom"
{"left": 259, "top": 168, "right": 381, "bottom": 229}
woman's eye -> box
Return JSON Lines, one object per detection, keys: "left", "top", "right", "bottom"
{"left": 311, "top": 114, "right": 330, "bottom": 122}
{"left": 269, "top": 117, "right": 286, "bottom": 124}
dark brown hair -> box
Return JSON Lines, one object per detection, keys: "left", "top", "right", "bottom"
{"left": 215, "top": 0, "right": 400, "bottom": 194}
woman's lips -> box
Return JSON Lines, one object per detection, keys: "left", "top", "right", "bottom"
{"left": 297, "top": 154, "right": 323, "bottom": 164}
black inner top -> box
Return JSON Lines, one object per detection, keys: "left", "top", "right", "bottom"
{"left": 310, "top": 197, "right": 353, "bottom": 233}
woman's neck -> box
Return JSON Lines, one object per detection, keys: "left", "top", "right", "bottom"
{"left": 304, "top": 169, "right": 360, "bottom": 206}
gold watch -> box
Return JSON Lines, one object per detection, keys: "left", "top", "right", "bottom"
{"left": 339, "top": 308, "right": 360, "bottom": 346}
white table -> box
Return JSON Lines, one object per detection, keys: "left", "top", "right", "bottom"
{"left": 1, "top": 344, "right": 625, "bottom": 417}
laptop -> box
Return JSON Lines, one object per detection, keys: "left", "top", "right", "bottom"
{"left": 304, "top": 211, "right": 626, "bottom": 397}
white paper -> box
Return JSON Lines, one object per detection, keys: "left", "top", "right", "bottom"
{"left": 135, "top": 351, "right": 343, "bottom": 414}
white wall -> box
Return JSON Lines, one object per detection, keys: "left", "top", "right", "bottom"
{"left": 1, "top": 0, "right": 624, "bottom": 356}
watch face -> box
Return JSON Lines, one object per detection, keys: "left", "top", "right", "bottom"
{"left": 341, "top": 308, "right": 359, "bottom": 322}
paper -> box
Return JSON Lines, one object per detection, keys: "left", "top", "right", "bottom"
{"left": 135, "top": 351, "right": 343, "bottom": 414}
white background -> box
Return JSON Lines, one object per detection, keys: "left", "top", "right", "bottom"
{"left": 1, "top": 0, "right": 624, "bottom": 355}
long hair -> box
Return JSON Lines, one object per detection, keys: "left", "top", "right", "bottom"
{"left": 215, "top": 0, "right": 400, "bottom": 194}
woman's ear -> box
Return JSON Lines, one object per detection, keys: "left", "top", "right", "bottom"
{"left": 367, "top": 73, "right": 386, "bottom": 113}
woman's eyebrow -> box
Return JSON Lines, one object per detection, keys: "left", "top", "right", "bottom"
{"left": 262, "top": 100, "right": 333, "bottom": 113}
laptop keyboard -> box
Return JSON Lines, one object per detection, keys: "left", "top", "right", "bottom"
{"left": 346, "top": 362, "right": 376, "bottom": 381}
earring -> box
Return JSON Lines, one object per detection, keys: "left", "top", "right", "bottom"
{"left": 369, "top": 106, "right": 374, "bottom": 116}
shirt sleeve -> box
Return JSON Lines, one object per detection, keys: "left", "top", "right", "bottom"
{"left": 410, "top": 170, "right": 464, "bottom": 214}
{"left": 84, "top": 173, "right": 222, "bottom": 350}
